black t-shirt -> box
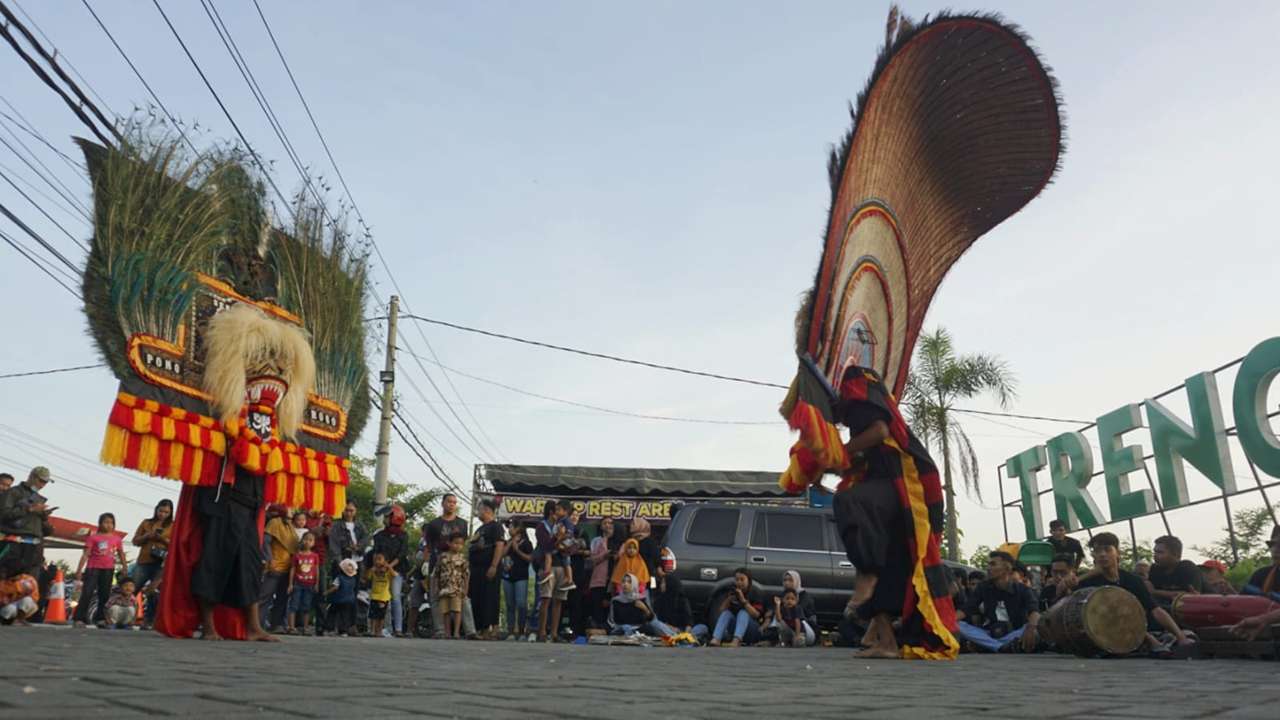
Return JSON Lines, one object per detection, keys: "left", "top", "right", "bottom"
{"left": 1247, "top": 564, "right": 1279, "bottom": 594}
{"left": 1047, "top": 535, "right": 1086, "bottom": 566}
{"left": 1148, "top": 560, "right": 1204, "bottom": 595}
{"left": 611, "top": 597, "right": 652, "bottom": 626}
{"left": 964, "top": 579, "right": 1038, "bottom": 633}
{"left": 1077, "top": 569, "right": 1157, "bottom": 623}
{"left": 724, "top": 583, "right": 764, "bottom": 614}
{"left": 366, "top": 529, "right": 408, "bottom": 571}
{"left": 652, "top": 577, "right": 692, "bottom": 628}
{"left": 1039, "top": 582, "right": 1062, "bottom": 611}
{"left": 468, "top": 520, "right": 505, "bottom": 569}
{"left": 532, "top": 518, "right": 555, "bottom": 566}
{"left": 504, "top": 536, "right": 532, "bottom": 581}
{"left": 425, "top": 516, "right": 468, "bottom": 567}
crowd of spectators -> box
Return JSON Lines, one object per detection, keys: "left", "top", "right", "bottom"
{"left": 2, "top": 465, "right": 1279, "bottom": 656}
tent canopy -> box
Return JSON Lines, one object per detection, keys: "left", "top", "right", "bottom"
{"left": 477, "top": 464, "right": 789, "bottom": 499}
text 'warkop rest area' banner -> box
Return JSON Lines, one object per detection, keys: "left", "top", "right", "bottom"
{"left": 489, "top": 495, "right": 676, "bottom": 523}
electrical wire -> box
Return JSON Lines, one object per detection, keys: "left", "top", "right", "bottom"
{"left": 952, "top": 407, "right": 1089, "bottom": 425}
{"left": 0, "top": 122, "right": 93, "bottom": 220}
{"left": 0, "top": 228, "right": 81, "bottom": 299}
{"left": 0, "top": 363, "right": 104, "bottom": 380}
{"left": 398, "top": 313, "right": 790, "bottom": 390}
{"left": 79, "top": 0, "right": 198, "bottom": 155}
{"left": 0, "top": 165, "right": 88, "bottom": 251}
{"left": 0, "top": 158, "right": 87, "bottom": 226}
{"left": 11, "top": 0, "right": 115, "bottom": 119}
{"left": 0, "top": 198, "right": 80, "bottom": 272}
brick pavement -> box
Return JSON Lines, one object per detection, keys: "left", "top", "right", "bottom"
{"left": 0, "top": 625, "right": 1276, "bottom": 719}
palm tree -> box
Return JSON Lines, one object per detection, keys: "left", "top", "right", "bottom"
{"left": 902, "top": 327, "right": 1016, "bottom": 561}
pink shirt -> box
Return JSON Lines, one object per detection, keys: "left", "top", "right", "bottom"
{"left": 589, "top": 536, "right": 612, "bottom": 589}
{"left": 84, "top": 533, "right": 122, "bottom": 570}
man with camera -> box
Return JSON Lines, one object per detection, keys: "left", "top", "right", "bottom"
{"left": 0, "top": 466, "right": 56, "bottom": 578}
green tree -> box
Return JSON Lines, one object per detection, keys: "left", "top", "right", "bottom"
{"left": 1193, "top": 507, "right": 1276, "bottom": 565}
{"left": 903, "top": 327, "right": 1017, "bottom": 561}
{"left": 343, "top": 456, "right": 445, "bottom": 549}
{"left": 967, "top": 544, "right": 994, "bottom": 571}
{"left": 1120, "top": 538, "right": 1153, "bottom": 569}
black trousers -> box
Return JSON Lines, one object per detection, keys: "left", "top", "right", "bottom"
{"left": 74, "top": 568, "right": 113, "bottom": 624}
{"left": 191, "top": 474, "right": 264, "bottom": 609}
{"left": 328, "top": 601, "right": 356, "bottom": 634}
{"left": 834, "top": 476, "right": 910, "bottom": 619}
{"left": 0, "top": 540, "right": 42, "bottom": 578}
{"left": 469, "top": 568, "right": 501, "bottom": 630}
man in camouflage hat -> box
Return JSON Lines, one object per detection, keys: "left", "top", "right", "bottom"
{"left": 0, "top": 467, "right": 55, "bottom": 578}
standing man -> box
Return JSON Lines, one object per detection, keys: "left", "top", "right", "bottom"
{"left": 425, "top": 493, "right": 468, "bottom": 637}
{"left": 0, "top": 472, "right": 14, "bottom": 493}
{"left": 1045, "top": 519, "right": 1086, "bottom": 568}
{"left": 1078, "top": 532, "right": 1194, "bottom": 655}
{"left": 0, "top": 467, "right": 54, "bottom": 578}
{"left": 327, "top": 502, "right": 367, "bottom": 571}
{"left": 957, "top": 550, "right": 1040, "bottom": 652}
{"left": 1147, "top": 535, "right": 1203, "bottom": 608}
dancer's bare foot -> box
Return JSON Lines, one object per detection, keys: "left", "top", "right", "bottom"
{"left": 853, "top": 645, "right": 899, "bottom": 659}
{"left": 245, "top": 627, "right": 280, "bottom": 642}
{"left": 851, "top": 572, "right": 878, "bottom": 607}
{"left": 201, "top": 628, "right": 223, "bottom": 641}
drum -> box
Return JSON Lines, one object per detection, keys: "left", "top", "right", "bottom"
{"left": 1037, "top": 586, "right": 1147, "bottom": 657}
{"left": 1172, "top": 594, "right": 1280, "bottom": 629}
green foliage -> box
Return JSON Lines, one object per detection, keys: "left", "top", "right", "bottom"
{"left": 1226, "top": 556, "right": 1268, "bottom": 590}
{"left": 903, "top": 327, "right": 1017, "bottom": 560}
{"left": 342, "top": 456, "right": 442, "bottom": 536}
{"left": 967, "top": 544, "right": 994, "bottom": 570}
{"left": 1193, "top": 507, "right": 1276, "bottom": 565}
{"left": 1120, "top": 538, "right": 1153, "bottom": 569}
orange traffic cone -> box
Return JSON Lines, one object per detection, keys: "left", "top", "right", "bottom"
{"left": 44, "top": 568, "right": 67, "bottom": 624}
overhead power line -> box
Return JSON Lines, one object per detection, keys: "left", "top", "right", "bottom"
{"left": 79, "top": 0, "right": 198, "bottom": 155}
{"left": 398, "top": 313, "right": 789, "bottom": 390}
{"left": 0, "top": 362, "right": 103, "bottom": 380}
{"left": 398, "top": 346, "right": 780, "bottom": 426}
{"left": 0, "top": 198, "right": 80, "bottom": 272}
{"left": 951, "top": 408, "right": 1090, "bottom": 425}
{"left": 0, "top": 165, "right": 88, "bottom": 251}
{"left": 0, "top": 228, "right": 82, "bottom": 299}
{"left": 11, "top": 0, "right": 115, "bottom": 118}
{"left": 0, "top": 1, "right": 118, "bottom": 147}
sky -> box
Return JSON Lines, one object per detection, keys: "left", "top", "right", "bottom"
{"left": 1, "top": 1, "right": 1278, "bottom": 565}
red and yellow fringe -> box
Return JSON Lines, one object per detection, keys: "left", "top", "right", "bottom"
{"left": 778, "top": 400, "right": 850, "bottom": 494}
{"left": 101, "top": 392, "right": 350, "bottom": 515}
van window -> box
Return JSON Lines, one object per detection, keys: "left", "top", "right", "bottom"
{"left": 686, "top": 508, "right": 739, "bottom": 547}
{"left": 759, "top": 512, "right": 825, "bottom": 551}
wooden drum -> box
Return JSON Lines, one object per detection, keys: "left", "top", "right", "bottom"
{"left": 1038, "top": 586, "right": 1147, "bottom": 657}
{"left": 1172, "top": 594, "right": 1280, "bottom": 629}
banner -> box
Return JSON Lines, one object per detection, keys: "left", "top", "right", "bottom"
{"left": 492, "top": 494, "right": 676, "bottom": 524}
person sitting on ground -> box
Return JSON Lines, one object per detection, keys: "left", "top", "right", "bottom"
{"left": 651, "top": 566, "right": 701, "bottom": 640}
{"left": 1133, "top": 559, "right": 1151, "bottom": 581}
{"left": 104, "top": 576, "right": 138, "bottom": 629}
{"left": 767, "top": 589, "right": 808, "bottom": 647}
{"left": 1046, "top": 519, "right": 1086, "bottom": 567}
{"left": 286, "top": 531, "right": 320, "bottom": 635}
{"left": 0, "top": 573, "right": 39, "bottom": 625}
{"left": 1242, "top": 527, "right": 1280, "bottom": 598}
{"left": 1199, "top": 560, "right": 1235, "bottom": 595}
{"left": 966, "top": 571, "right": 984, "bottom": 594}
{"left": 326, "top": 558, "right": 359, "bottom": 637}
{"left": 1077, "top": 532, "right": 1194, "bottom": 656}
{"left": 763, "top": 570, "right": 818, "bottom": 647}
{"left": 434, "top": 532, "right": 469, "bottom": 639}
{"left": 365, "top": 551, "right": 397, "bottom": 638}
{"left": 73, "top": 512, "right": 127, "bottom": 629}
{"left": 956, "top": 550, "right": 1040, "bottom": 653}
{"left": 1039, "top": 554, "right": 1078, "bottom": 611}
{"left": 834, "top": 594, "right": 867, "bottom": 647}
{"left": 708, "top": 568, "right": 764, "bottom": 647}
{"left": 1147, "top": 535, "right": 1204, "bottom": 608}
{"left": 608, "top": 572, "right": 677, "bottom": 638}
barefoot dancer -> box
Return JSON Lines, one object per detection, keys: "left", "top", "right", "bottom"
{"left": 831, "top": 367, "right": 958, "bottom": 659}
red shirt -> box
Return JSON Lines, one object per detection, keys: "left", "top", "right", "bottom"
{"left": 292, "top": 551, "right": 319, "bottom": 588}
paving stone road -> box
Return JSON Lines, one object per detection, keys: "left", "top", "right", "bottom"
{"left": 0, "top": 625, "right": 1276, "bottom": 719}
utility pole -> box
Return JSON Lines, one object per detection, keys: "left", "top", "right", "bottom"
{"left": 373, "top": 295, "right": 399, "bottom": 509}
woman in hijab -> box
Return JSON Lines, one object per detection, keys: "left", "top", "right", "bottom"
{"left": 628, "top": 517, "right": 659, "bottom": 581}
{"left": 608, "top": 573, "right": 677, "bottom": 638}
{"left": 609, "top": 538, "right": 651, "bottom": 594}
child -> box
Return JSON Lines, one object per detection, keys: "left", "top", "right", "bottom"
{"left": 770, "top": 589, "right": 804, "bottom": 647}
{"left": 104, "top": 577, "right": 138, "bottom": 629}
{"left": 0, "top": 574, "right": 39, "bottom": 625}
{"left": 73, "top": 512, "right": 128, "bottom": 629}
{"left": 326, "top": 558, "right": 359, "bottom": 637}
{"left": 287, "top": 531, "right": 320, "bottom": 635}
{"left": 434, "top": 532, "right": 469, "bottom": 638}
{"left": 364, "top": 551, "right": 396, "bottom": 638}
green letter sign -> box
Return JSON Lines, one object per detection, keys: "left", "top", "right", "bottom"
{"left": 1097, "top": 404, "right": 1157, "bottom": 520}
{"left": 1233, "top": 337, "right": 1280, "bottom": 478}
{"left": 1007, "top": 445, "right": 1048, "bottom": 539}
{"left": 1145, "top": 372, "right": 1234, "bottom": 506}
{"left": 1047, "top": 431, "right": 1103, "bottom": 531}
